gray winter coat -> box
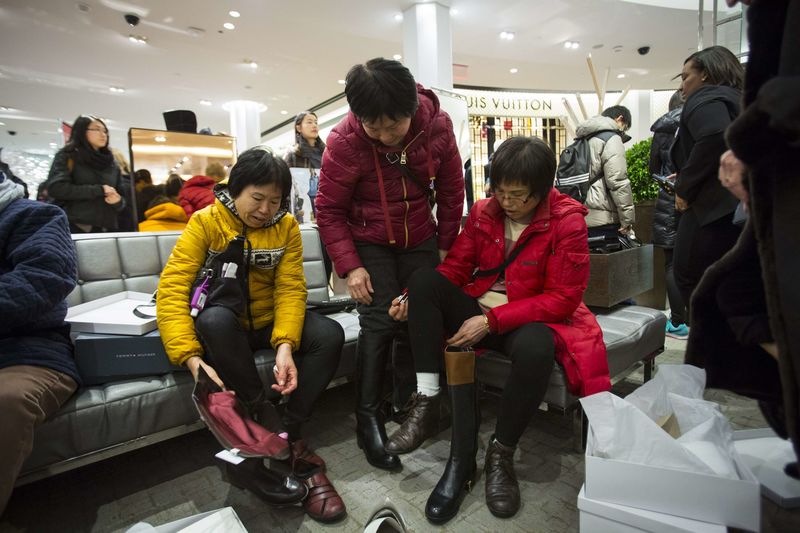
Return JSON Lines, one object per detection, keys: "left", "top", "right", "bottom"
{"left": 576, "top": 116, "right": 635, "bottom": 228}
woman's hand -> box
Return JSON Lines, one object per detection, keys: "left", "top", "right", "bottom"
{"left": 446, "top": 314, "right": 490, "bottom": 348}
{"left": 185, "top": 356, "right": 226, "bottom": 390}
{"left": 675, "top": 195, "right": 688, "bottom": 212}
{"left": 719, "top": 149, "right": 749, "bottom": 207}
{"left": 102, "top": 185, "right": 121, "bottom": 205}
{"left": 388, "top": 296, "right": 408, "bottom": 322}
{"left": 347, "top": 267, "right": 374, "bottom": 305}
{"left": 271, "top": 344, "right": 298, "bottom": 396}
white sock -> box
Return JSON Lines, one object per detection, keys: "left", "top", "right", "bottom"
{"left": 416, "top": 372, "right": 441, "bottom": 397}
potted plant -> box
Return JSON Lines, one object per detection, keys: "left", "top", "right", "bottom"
{"left": 626, "top": 137, "right": 658, "bottom": 242}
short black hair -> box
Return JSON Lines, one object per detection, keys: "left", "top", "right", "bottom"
{"left": 227, "top": 147, "right": 291, "bottom": 201}
{"left": 684, "top": 45, "right": 744, "bottom": 90}
{"left": 134, "top": 169, "right": 152, "bottom": 184}
{"left": 344, "top": 57, "right": 419, "bottom": 122}
{"left": 165, "top": 173, "right": 184, "bottom": 197}
{"left": 668, "top": 90, "right": 683, "bottom": 111}
{"left": 490, "top": 136, "right": 556, "bottom": 201}
{"left": 601, "top": 106, "right": 632, "bottom": 130}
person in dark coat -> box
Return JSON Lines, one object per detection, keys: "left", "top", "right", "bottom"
{"left": 46, "top": 115, "right": 125, "bottom": 232}
{"left": 316, "top": 58, "right": 464, "bottom": 473}
{"left": 671, "top": 46, "right": 744, "bottom": 309}
{"left": 686, "top": 0, "right": 800, "bottom": 478}
{"left": 649, "top": 91, "right": 688, "bottom": 338}
{"left": 0, "top": 171, "right": 79, "bottom": 513}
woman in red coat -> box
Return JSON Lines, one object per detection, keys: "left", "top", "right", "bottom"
{"left": 385, "top": 136, "right": 609, "bottom": 524}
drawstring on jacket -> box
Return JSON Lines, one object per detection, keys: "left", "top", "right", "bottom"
{"left": 372, "top": 146, "right": 397, "bottom": 245}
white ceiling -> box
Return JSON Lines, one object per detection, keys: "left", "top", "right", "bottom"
{"left": 0, "top": 0, "right": 720, "bottom": 155}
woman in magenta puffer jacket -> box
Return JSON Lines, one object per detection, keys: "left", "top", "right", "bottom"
{"left": 384, "top": 136, "right": 609, "bottom": 523}
{"left": 315, "top": 58, "right": 464, "bottom": 473}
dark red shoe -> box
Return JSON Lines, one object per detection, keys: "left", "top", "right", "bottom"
{"left": 291, "top": 439, "right": 326, "bottom": 475}
{"left": 303, "top": 472, "right": 347, "bottom": 523}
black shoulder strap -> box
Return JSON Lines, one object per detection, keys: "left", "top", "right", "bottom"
{"left": 586, "top": 129, "right": 621, "bottom": 185}
{"left": 389, "top": 158, "right": 434, "bottom": 202}
{"left": 474, "top": 232, "right": 535, "bottom": 278}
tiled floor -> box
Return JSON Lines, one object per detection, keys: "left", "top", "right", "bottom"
{"left": 2, "top": 337, "right": 799, "bottom": 532}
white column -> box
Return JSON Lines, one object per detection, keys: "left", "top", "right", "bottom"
{"left": 224, "top": 100, "right": 265, "bottom": 154}
{"left": 621, "top": 90, "right": 652, "bottom": 146}
{"left": 402, "top": 2, "right": 453, "bottom": 89}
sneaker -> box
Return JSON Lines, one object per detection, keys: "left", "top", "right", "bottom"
{"left": 665, "top": 321, "right": 689, "bottom": 339}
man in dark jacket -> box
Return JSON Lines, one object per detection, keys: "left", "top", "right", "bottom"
{"left": 0, "top": 171, "right": 80, "bottom": 512}
{"left": 316, "top": 58, "right": 464, "bottom": 472}
{"left": 649, "top": 91, "right": 688, "bottom": 339}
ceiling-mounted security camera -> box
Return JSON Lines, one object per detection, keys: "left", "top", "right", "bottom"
{"left": 637, "top": 46, "right": 651, "bottom": 56}
{"left": 7, "top": 131, "right": 17, "bottom": 136}
{"left": 124, "top": 13, "right": 140, "bottom": 26}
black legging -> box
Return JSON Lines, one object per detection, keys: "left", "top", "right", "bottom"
{"left": 663, "top": 248, "right": 687, "bottom": 326}
{"left": 407, "top": 267, "right": 555, "bottom": 446}
{"left": 195, "top": 307, "right": 343, "bottom": 431}
{"left": 673, "top": 209, "right": 741, "bottom": 313}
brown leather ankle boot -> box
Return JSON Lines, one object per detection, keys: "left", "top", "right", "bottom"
{"left": 384, "top": 392, "right": 442, "bottom": 454}
{"left": 484, "top": 436, "right": 520, "bottom": 518}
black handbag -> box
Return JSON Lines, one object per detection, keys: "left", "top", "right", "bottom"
{"left": 190, "top": 235, "right": 248, "bottom": 317}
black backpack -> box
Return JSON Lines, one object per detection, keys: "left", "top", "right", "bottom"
{"left": 555, "top": 129, "right": 618, "bottom": 203}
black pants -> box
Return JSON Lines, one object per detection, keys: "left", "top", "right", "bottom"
{"left": 673, "top": 209, "right": 742, "bottom": 313}
{"left": 355, "top": 238, "right": 441, "bottom": 406}
{"left": 195, "top": 307, "right": 344, "bottom": 429}
{"left": 407, "top": 268, "right": 555, "bottom": 447}
{"left": 663, "top": 248, "right": 687, "bottom": 326}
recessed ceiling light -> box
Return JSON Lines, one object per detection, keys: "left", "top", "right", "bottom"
{"left": 280, "top": 110, "right": 288, "bottom": 115}
{"left": 617, "top": 73, "right": 626, "bottom": 79}
{"left": 128, "top": 34, "right": 147, "bottom": 44}
{"left": 337, "top": 79, "right": 346, "bottom": 85}
{"left": 109, "top": 86, "right": 125, "bottom": 93}
{"left": 223, "top": 22, "right": 235, "bottom": 30}
{"left": 229, "top": 10, "right": 240, "bottom": 18}
{"left": 499, "top": 31, "right": 515, "bottom": 40}
{"left": 0, "top": 122, "right": 5, "bottom": 126}
{"left": 199, "top": 99, "right": 212, "bottom": 106}
{"left": 565, "top": 41, "right": 580, "bottom": 49}
{"left": 182, "top": 156, "right": 190, "bottom": 162}
{"left": 49, "top": 142, "right": 58, "bottom": 147}
{"left": 509, "top": 68, "right": 518, "bottom": 74}
{"left": 393, "top": 54, "right": 402, "bottom": 60}
{"left": 248, "top": 62, "right": 257, "bottom": 69}
{"left": 394, "top": 13, "right": 403, "bottom": 22}
{"left": 0, "top": 106, "right": 13, "bottom": 111}
{"left": 451, "top": 8, "right": 459, "bottom": 15}
{"left": 154, "top": 135, "right": 167, "bottom": 142}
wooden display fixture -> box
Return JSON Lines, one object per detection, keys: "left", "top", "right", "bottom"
{"left": 584, "top": 245, "right": 653, "bottom": 308}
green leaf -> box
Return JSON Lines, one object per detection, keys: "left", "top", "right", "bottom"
{"left": 626, "top": 137, "right": 659, "bottom": 204}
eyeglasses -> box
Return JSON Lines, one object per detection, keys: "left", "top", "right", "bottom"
{"left": 493, "top": 191, "right": 532, "bottom": 205}
{"left": 87, "top": 127, "right": 108, "bottom": 134}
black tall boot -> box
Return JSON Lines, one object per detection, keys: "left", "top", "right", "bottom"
{"left": 425, "top": 347, "right": 479, "bottom": 524}
{"left": 355, "top": 331, "right": 402, "bottom": 471}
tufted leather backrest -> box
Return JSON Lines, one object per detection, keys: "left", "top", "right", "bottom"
{"left": 68, "top": 227, "right": 329, "bottom": 307}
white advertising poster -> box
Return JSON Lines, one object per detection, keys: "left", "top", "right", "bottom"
{"left": 289, "top": 167, "right": 318, "bottom": 225}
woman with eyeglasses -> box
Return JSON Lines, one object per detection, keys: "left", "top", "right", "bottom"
{"left": 384, "top": 136, "right": 608, "bottom": 523}
{"left": 46, "top": 115, "right": 125, "bottom": 233}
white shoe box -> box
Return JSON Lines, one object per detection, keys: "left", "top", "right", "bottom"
{"left": 578, "top": 486, "right": 726, "bottom": 533}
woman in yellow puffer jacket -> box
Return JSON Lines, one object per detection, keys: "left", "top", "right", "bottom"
{"left": 138, "top": 196, "right": 188, "bottom": 231}
{"left": 156, "top": 148, "right": 346, "bottom": 522}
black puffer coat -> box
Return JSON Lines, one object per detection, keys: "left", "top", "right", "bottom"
{"left": 649, "top": 108, "right": 681, "bottom": 248}
{"left": 47, "top": 149, "right": 124, "bottom": 230}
